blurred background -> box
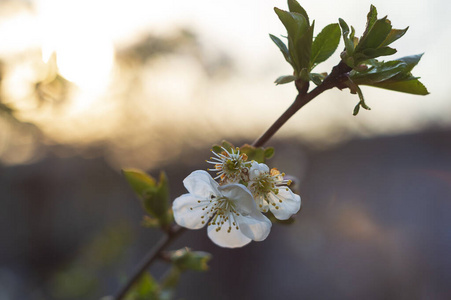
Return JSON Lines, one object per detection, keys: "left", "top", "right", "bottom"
{"left": 1, "top": 0, "right": 450, "bottom": 299}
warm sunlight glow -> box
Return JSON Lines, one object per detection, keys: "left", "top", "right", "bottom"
{"left": 37, "top": 0, "right": 114, "bottom": 96}
{"left": 56, "top": 38, "right": 114, "bottom": 94}
{"left": 0, "top": 0, "right": 447, "bottom": 168}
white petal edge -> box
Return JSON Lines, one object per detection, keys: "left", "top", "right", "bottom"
{"left": 269, "top": 188, "right": 301, "bottom": 220}
{"left": 207, "top": 223, "right": 251, "bottom": 248}
{"left": 249, "top": 162, "right": 270, "bottom": 180}
{"left": 172, "top": 194, "right": 208, "bottom": 229}
{"left": 219, "top": 183, "right": 257, "bottom": 215}
{"left": 236, "top": 212, "right": 272, "bottom": 242}
{"left": 183, "top": 170, "right": 220, "bottom": 199}
{"left": 254, "top": 195, "right": 270, "bottom": 213}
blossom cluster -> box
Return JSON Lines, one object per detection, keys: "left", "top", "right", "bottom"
{"left": 172, "top": 147, "right": 301, "bottom": 248}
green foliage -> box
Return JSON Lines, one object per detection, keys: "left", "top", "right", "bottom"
{"left": 159, "top": 268, "right": 181, "bottom": 300}
{"left": 274, "top": 75, "right": 296, "bottom": 85}
{"left": 274, "top": 7, "right": 312, "bottom": 77}
{"left": 123, "top": 169, "right": 173, "bottom": 227}
{"left": 170, "top": 248, "right": 212, "bottom": 272}
{"left": 271, "top": 0, "right": 341, "bottom": 85}
{"left": 287, "top": 0, "right": 309, "bottom": 24}
{"left": 344, "top": 78, "right": 371, "bottom": 116}
{"left": 350, "top": 54, "right": 429, "bottom": 95}
{"left": 125, "top": 248, "right": 211, "bottom": 300}
{"left": 309, "top": 72, "right": 326, "bottom": 86}
{"left": 125, "top": 273, "right": 160, "bottom": 300}
{"left": 50, "top": 224, "right": 132, "bottom": 299}
{"left": 311, "top": 23, "right": 341, "bottom": 69}
{"left": 212, "top": 140, "right": 274, "bottom": 163}
{"left": 240, "top": 144, "right": 274, "bottom": 163}
{"left": 340, "top": 5, "right": 408, "bottom": 67}
{"left": 269, "top": 34, "right": 292, "bottom": 68}
{"left": 336, "top": 6, "right": 428, "bottom": 114}
{"left": 338, "top": 18, "right": 356, "bottom": 60}
{"left": 212, "top": 140, "right": 234, "bottom": 154}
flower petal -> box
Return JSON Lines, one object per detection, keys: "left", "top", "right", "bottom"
{"left": 269, "top": 188, "right": 301, "bottom": 220}
{"left": 235, "top": 211, "right": 272, "bottom": 242}
{"left": 218, "top": 183, "right": 256, "bottom": 215}
{"left": 207, "top": 223, "right": 251, "bottom": 248}
{"left": 254, "top": 195, "right": 270, "bottom": 213}
{"left": 249, "top": 162, "right": 270, "bottom": 180}
{"left": 183, "top": 170, "right": 220, "bottom": 198}
{"left": 172, "top": 194, "right": 208, "bottom": 229}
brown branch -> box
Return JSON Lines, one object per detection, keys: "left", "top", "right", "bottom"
{"left": 113, "top": 225, "right": 186, "bottom": 300}
{"left": 252, "top": 61, "right": 352, "bottom": 147}
{"left": 112, "top": 61, "right": 352, "bottom": 300}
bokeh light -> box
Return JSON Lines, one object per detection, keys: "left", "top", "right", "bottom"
{"left": 1, "top": 0, "right": 450, "bottom": 299}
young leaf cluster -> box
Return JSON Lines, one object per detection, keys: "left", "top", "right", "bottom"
{"left": 271, "top": 1, "right": 428, "bottom": 115}
{"left": 212, "top": 140, "right": 274, "bottom": 164}
{"left": 122, "top": 169, "right": 173, "bottom": 228}
{"left": 339, "top": 5, "right": 407, "bottom": 67}
{"left": 271, "top": 0, "right": 341, "bottom": 86}
{"left": 339, "top": 5, "right": 428, "bottom": 114}
{"left": 124, "top": 249, "right": 211, "bottom": 300}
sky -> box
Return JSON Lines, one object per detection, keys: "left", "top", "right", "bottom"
{"left": 0, "top": 0, "right": 449, "bottom": 166}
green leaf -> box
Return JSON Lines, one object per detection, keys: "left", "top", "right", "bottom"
{"left": 342, "top": 6, "right": 408, "bottom": 66}
{"left": 123, "top": 169, "right": 156, "bottom": 199}
{"left": 356, "top": 17, "right": 392, "bottom": 52}
{"left": 350, "top": 54, "right": 428, "bottom": 95}
{"left": 222, "top": 140, "right": 234, "bottom": 151}
{"left": 339, "top": 18, "right": 354, "bottom": 56}
{"left": 159, "top": 267, "right": 180, "bottom": 300}
{"left": 170, "top": 248, "right": 212, "bottom": 272}
{"left": 362, "top": 4, "right": 378, "bottom": 37}
{"left": 395, "top": 53, "right": 423, "bottom": 73}
{"left": 380, "top": 27, "right": 408, "bottom": 47}
{"left": 344, "top": 77, "right": 371, "bottom": 115}
{"left": 287, "top": 0, "right": 309, "bottom": 25}
{"left": 309, "top": 73, "right": 326, "bottom": 85}
{"left": 274, "top": 8, "right": 309, "bottom": 73}
{"left": 296, "top": 22, "right": 314, "bottom": 72}
{"left": 362, "top": 46, "right": 397, "bottom": 59}
{"left": 239, "top": 144, "right": 274, "bottom": 163}
{"left": 240, "top": 144, "right": 265, "bottom": 163}
{"left": 274, "top": 75, "right": 296, "bottom": 85}
{"left": 264, "top": 147, "right": 275, "bottom": 159}
{"left": 370, "top": 78, "right": 429, "bottom": 95}
{"left": 125, "top": 272, "right": 160, "bottom": 300}
{"left": 142, "top": 172, "right": 170, "bottom": 222}
{"left": 269, "top": 34, "right": 293, "bottom": 67}
{"left": 299, "top": 68, "right": 310, "bottom": 82}
{"left": 160, "top": 268, "right": 181, "bottom": 290}
{"left": 353, "top": 103, "right": 360, "bottom": 115}
{"left": 350, "top": 60, "right": 406, "bottom": 83}
{"left": 274, "top": 8, "right": 308, "bottom": 42}
{"left": 123, "top": 169, "right": 171, "bottom": 226}
{"left": 212, "top": 140, "right": 234, "bottom": 153}
{"left": 311, "top": 23, "right": 341, "bottom": 68}
{"left": 211, "top": 145, "right": 222, "bottom": 154}
{"left": 141, "top": 215, "right": 160, "bottom": 228}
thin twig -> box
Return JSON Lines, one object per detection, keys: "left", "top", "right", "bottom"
{"left": 252, "top": 61, "right": 352, "bottom": 147}
{"left": 113, "top": 225, "right": 186, "bottom": 300}
{"left": 112, "top": 60, "right": 352, "bottom": 300}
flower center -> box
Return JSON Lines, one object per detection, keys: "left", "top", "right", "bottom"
{"left": 207, "top": 147, "right": 249, "bottom": 183}
{"left": 250, "top": 168, "right": 292, "bottom": 210}
{"left": 190, "top": 195, "right": 241, "bottom": 233}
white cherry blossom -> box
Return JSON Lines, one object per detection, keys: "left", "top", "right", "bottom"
{"left": 206, "top": 147, "right": 250, "bottom": 184}
{"left": 248, "top": 162, "right": 301, "bottom": 220}
{"left": 172, "top": 170, "right": 271, "bottom": 248}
